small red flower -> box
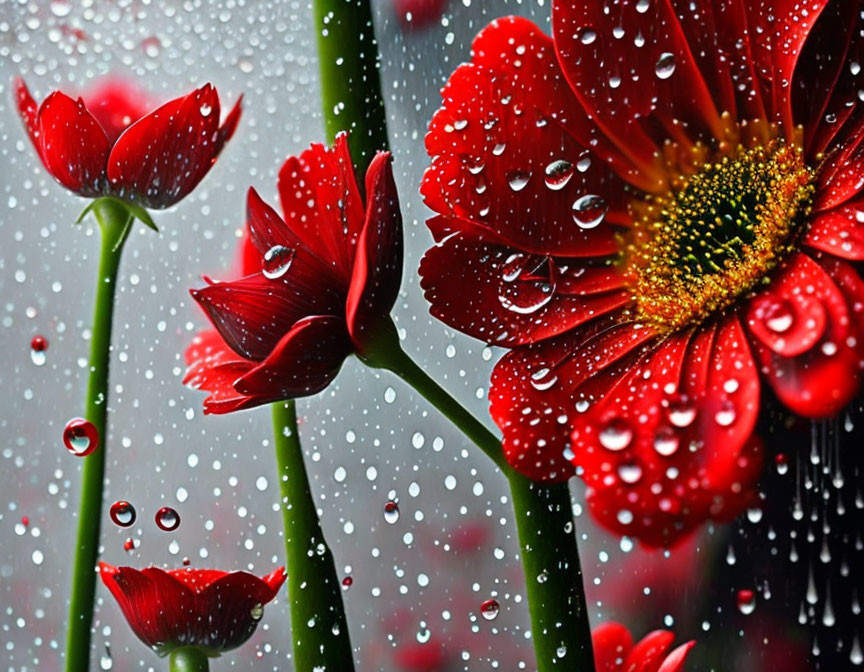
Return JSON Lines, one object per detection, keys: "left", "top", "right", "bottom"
{"left": 185, "top": 133, "right": 402, "bottom": 413}
{"left": 99, "top": 562, "right": 285, "bottom": 656}
{"left": 14, "top": 77, "right": 241, "bottom": 208}
{"left": 420, "top": 2, "right": 864, "bottom": 546}
{"left": 592, "top": 623, "right": 694, "bottom": 672}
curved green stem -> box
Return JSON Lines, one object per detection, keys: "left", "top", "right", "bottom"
{"left": 65, "top": 199, "right": 132, "bottom": 672}
{"left": 169, "top": 647, "right": 209, "bottom": 672}
{"left": 313, "top": 0, "right": 389, "bottom": 171}
{"left": 272, "top": 401, "right": 354, "bottom": 670}
{"left": 365, "top": 331, "right": 595, "bottom": 672}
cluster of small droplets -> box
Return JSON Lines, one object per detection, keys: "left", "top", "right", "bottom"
{"left": 627, "top": 138, "right": 815, "bottom": 331}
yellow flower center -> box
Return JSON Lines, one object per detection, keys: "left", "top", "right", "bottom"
{"left": 626, "top": 134, "right": 815, "bottom": 332}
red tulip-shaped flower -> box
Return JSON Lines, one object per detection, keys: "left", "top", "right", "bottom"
{"left": 420, "top": 2, "right": 864, "bottom": 546}
{"left": 99, "top": 562, "right": 285, "bottom": 656}
{"left": 592, "top": 623, "right": 694, "bottom": 672}
{"left": 186, "top": 133, "right": 403, "bottom": 413}
{"left": 14, "top": 77, "right": 241, "bottom": 208}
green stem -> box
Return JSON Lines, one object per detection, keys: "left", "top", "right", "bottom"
{"left": 169, "top": 647, "right": 209, "bottom": 672}
{"left": 65, "top": 200, "right": 131, "bottom": 672}
{"left": 272, "top": 401, "right": 354, "bottom": 670}
{"left": 313, "top": 0, "right": 389, "bottom": 170}
{"left": 366, "top": 332, "right": 595, "bottom": 672}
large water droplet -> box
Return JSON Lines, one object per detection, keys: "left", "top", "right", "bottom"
{"left": 506, "top": 171, "right": 532, "bottom": 192}
{"left": 250, "top": 603, "right": 264, "bottom": 621}
{"left": 63, "top": 418, "right": 99, "bottom": 457}
{"left": 599, "top": 418, "right": 633, "bottom": 451}
{"left": 480, "top": 599, "right": 500, "bottom": 621}
{"left": 30, "top": 335, "right": 48, "bottom": 366}
{"left": 655, "top": 52, "right": 677, "bottom": 79}
{"left": 544, "top": 160, "right": 574, "bottom": 190}
{"left": 571, "top": 195, "right": 607, "bottom": 229}
{"left": 579, "top": 27, "right": 597, "bottom": 45}
{"left": 109, "top": 501, "right": 136, "bottom": 527}
{"left": 715, "top": 401, "right": 736, "bottom": 427}
{"left": 736, "top": 589, "right": 756, "bottom": 615}
{"left": 384, "top": 500, "right": 400, "bottom": 524}
{"left": 262, "top": 245, "right": 295, "bottom": 280}
{"left": 618, "top": 462, "right": 643, "bottom": 484}
{"left": 653, "top": 427, "right": 679, "bottom": 456}
{"left": 666, "top": 399, "right": 697, "bottom": 428}
{"left": 155, "top": 507, "right": 181, "bottom": 531}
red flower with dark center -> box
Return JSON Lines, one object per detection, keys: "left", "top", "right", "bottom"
{"left": 592, "top": 622, "right": 694, "bottom": 672}
{"left": 185, "top": 133, "right": 402, "bottom": 413}
{"left": 99, "top": 562, "right": 285, "bottom": 657}
{"left": 14, "top": 77, "right": 241, "bottom": 208}
{"left": 420, "top": 2, "right": 864, "bottom": 546}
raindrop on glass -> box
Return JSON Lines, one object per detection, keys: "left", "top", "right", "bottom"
{"left": 384, "top": 500, "right": 400, "bottom": 524}
{"left": 109, "top": 501, "right": 136, "bottom": 528}
{"left": 480, "top": 599, "right": 500, "bottom": 621}
{"left": 63, "top": 418, "right": 99, "bottom": 457}
{"left": 155, "top": 507, "right": 181, "bottom": 531}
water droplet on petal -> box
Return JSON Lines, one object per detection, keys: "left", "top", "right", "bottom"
{"left": 109, "top": 501, "right": 136, "bottom": 527}
{"left": 599, "top": 418, "right": 633, "bottom": 451}
{"left": 63, "top": 418, "right": 99, "bottom": 457}
{"left": 653, "top": 427, "right": 679, "bottom": 456}
{"left": 262, "top": 245, "right": 295, "bottom": 280}
{"left": 530, "top": 367, "right": 558, "bottom": 391}
{"left": 764, "top": 302, "right": 794, "bottom": 333}
{"left": 655, "top": 52, "right": 677, "bottom": 79}
{"left": 480, "top": 599, "right": 500, "bottom": 620}
{"left": 506, "top": 171, "right": 531, "bottom": 192}
{"left": 384, "top": 500, "right": 400, "bottom": 524}
{"left": 571, "top": 195, "right": 608, "bottom": 229}
{"left": 544, "top": 160, "right": 574, "bottom": 190}
{"left": 666, "top": 399, "right": 697, "bottom": 428}
{"left": 579, "top": 27, "right": 597, "bottom": 45}
{"left": 618, "top": 462, "right": 643, "bottom": 484}
{"left": 250, "top": 603, "right": 264, "bottom": 621}
{"left": 715, "top": 401, "right": 736, "bottom": 427}
{"left": 199, "top": 103, "right": 213, "bottom": 117}
{"left": 155, "top": 507, "right": 180, "bottom": 531}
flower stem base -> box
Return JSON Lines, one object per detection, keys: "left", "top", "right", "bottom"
{"left": 169, "top": 647, "right": 209, "bottom": 672}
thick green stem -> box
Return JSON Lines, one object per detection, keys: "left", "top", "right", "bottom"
{"left": 169, "top": 647, "right": 209, "bottom": 672}
{"left": 367, "top": 334, "right": 595, "bottom": 672}
{"left": 272, "top": 401, "right": 354, "bottom": 670}
{"left": 313, "top": 0, "right": 389, "bottom": 169}
{"left": 64, "top": 200, "right": 131, "bottom": 672}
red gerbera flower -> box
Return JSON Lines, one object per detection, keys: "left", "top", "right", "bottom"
{"left": 420, "top": 2, "right": 864, "bottom": 546}
{"left": 592, "top": 622, "right": 694, "bottom": 672}
{"left": 185, "top": 133, "right": 402, "bottom": 413}
{"left": 14, "top": 77, "right": 241, "bottom": 208}
{"left": 99, "top": 562, "right": 286, "bottom": 656}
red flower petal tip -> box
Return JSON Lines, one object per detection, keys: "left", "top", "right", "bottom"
{"left": 592, "top": 622, "right": 694, "bottom": 672}
{"left": 99, "top": 562, "right": 284, "bottom": 656}
{"left": 14, "top": 77, "right": 241, "bottom": 209}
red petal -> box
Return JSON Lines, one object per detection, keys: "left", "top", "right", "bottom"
{"left": 577, "top": 317, "right": 762, "bottom": 547}
{"left": 166, "top": 567, "right": 227, "bottom": 592}
{"left": 814, "top": 123, "right": 864, "bottom": 211}
{"left": 277, "top": 133, "right": 366, "bottom": 282}
{"left": 423, "top": 19, "right": 631, "bottom": 258}
{"left": 234, "top": 315, "right": 352, "bottom": 399}
{"left": 747, "top": 286, "right": 827, "bottom": 357}
{"left": 490, "top": 320, "right": 658, "bottom": 482}
{"left": 748, "top": 254, "right": 864, "bottom": 417}
{"left": 82, "top": 78, "right": 151, "bottom": 144}
{"left": 592, "top": 622, "right": 635, "bottom": 672}
{"left": 107, "top": 84, "right": 226, "bottom": 208}
{"left": 552, "top": 0, "right": 723, "bottom": 172}
{"left": 624, "top": 630, "right": 674, "bottom": 672}
{"left": 13, "top": 78, "right": 41, "bottom": 152}
{"left": 346, "top": 151, "right": 403, "bottom": 348}
{"left": 183, "top": 329, "right": 259, "bottom": 414}
{"left": 37, "top": 91, "right": 109, "bottom": 197}
{"left": 805, "top": 199, "right": 864, "bottom": 260}
{"left": 420, "top": 228, "right": 629, "bottom": 347}
{"left": 657, "top": 641, "right": 696, "bottom": 672}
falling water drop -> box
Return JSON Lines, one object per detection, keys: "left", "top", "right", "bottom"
{"left": 736, "top": 589, "right": 756, "bottom": 615}
{"left": 30, "top": 335, "right": 48, "bottom": 366}
{"left": 480, "top": 599, "right": 500, "bottom": 621}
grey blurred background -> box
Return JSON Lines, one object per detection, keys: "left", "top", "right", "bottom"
{"left": 0, "top": 1, "right": 702, "bottom": 669}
